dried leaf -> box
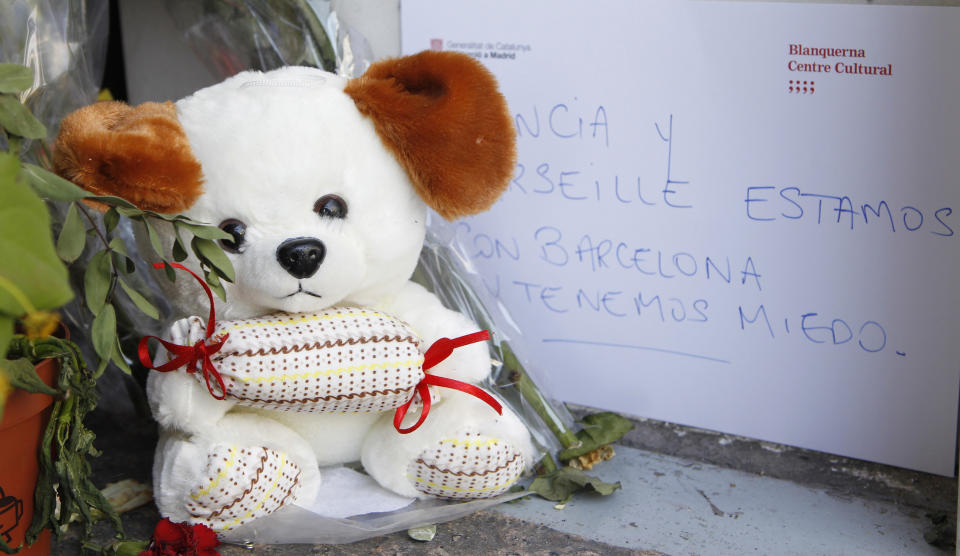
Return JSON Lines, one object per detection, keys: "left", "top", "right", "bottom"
{"left": 528, "top": 466, "right": 622, "bottom": 503}
{"left": 559, "top": 412, "right": 634, "bottom": 462}
{"left": 0, "top": 357, "right": 56, "bottom": 395}
{"left": 408, "top": 524, "right": 437, "bottom": 542}
{"left": 101, "top": 479, "right": 153, "bottom": 514}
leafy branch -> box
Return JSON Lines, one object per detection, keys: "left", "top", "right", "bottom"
{"left": 20, "top": 162, "right": 235, "bottom": 377}
{"left": 0, "top": 62, "right": 235, "bottom": 551}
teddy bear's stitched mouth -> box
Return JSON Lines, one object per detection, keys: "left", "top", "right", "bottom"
{"left": 278, "top": 283, "right": 322, "bottom": 299}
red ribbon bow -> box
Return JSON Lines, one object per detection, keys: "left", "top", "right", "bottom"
{"left": 393, "top": 330, "right": 503, "bottom": 434}
{"left": 137, "top": 262, "right": 230, "bottom": 400}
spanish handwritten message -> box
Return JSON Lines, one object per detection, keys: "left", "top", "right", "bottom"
{"left": 402, "top": 0, "right": 960, "bottom": 475}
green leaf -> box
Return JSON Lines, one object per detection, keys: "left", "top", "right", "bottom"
{"left": 103, "top": 207, "right": 119, "bottom": 234}
{"left": 0, "top": 154, "right": 73, "bottom": 316}
{"left": 192, "top": 237, "right": 235, "bottom": 282}
{"left": 0, "top": 357, "right": 57, "bottom": 395}
{"left": 111, "top": 337, "right": 132, "bottom": 375}
{"left": 177, "top": 221, "right": 231, "bottom": 241}
{"left": 162, "top": 262, "right": 177, "bottom": 282}
{"left": 0, "top": 93, "right": 45, "bottom": 139}
{"left": 56, "top": 202, "right": 86, "bottom": 263}
{"left": 115, "top": 206, "right": 143, "bottom": 219}
{"left": 172, "top": 232, "right": 188, "bottom": 262}
{"left": 83, "top": 250, "right": 113, "bottom": 316}
{"left": 143, "top": 219, "right": 165, "bottom": 258}
{"left": 527, "top": 467, "right": 621, "bottom": 503}
{"left": 117, "top": 275, "right": 160, "bottom": 320}
{"left": 87, "top": 195, "right": 137, "bottom": 209}
{"left": 0, "top": 316, "right": 11, "bottom": 361}
{"left": 0, "top": 64, "right": 34, "bottom": 93}
{"left": 94, "top": 354, "right": 109, "bottom": 378}
{"left": 21, "top": 163, "right": 90, "bottom": 202}
{"left": 108, "top": 237, "right": 129, "bottom": 258}
{"left": 558, "top": 412, "right": 635, "bottom": 462}
{"left": 111, "top": 252, "right": 134, "bottom": 275}
{"left": 108, "top": 540, "right": 149, "bottom": 556}
{"left": 0, "top": 152, "right": 18, "bottom": 186}
{"left": 91, "top": 303, "right": 116, "bottom": 360}
{"left": 109, "top": 237, "right": 135, "bottom": 274}
{"left": 204, "top": 267, "right": 227, "bottom": 302}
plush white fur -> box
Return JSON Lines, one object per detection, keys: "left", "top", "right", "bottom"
{"left": 145, "top": 66, "right": 535, "bottom": 530}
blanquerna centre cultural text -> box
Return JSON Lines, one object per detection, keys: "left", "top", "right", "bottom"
{"left": 787, "top": 43, "right": 892, "bottom": 76}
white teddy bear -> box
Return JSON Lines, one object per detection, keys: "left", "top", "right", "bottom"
{"left": 53, "top": 51, "right": 535, "bottom": 534}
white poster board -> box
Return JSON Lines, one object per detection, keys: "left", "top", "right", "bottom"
{"left": 401, "top": 0, "right": 960, "bottom": 475}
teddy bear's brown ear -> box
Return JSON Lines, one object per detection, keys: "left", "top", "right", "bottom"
{"left": 344, "top": 51, "right": 516, "bottom": 220}
{"left": 53, "top": 100, "right": 203, "bottom": 214}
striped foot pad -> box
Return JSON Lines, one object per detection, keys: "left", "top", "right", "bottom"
{"left": 408, "top": 432, "right": 524, "bottom": 499}
{"left": 186, "top": 445, "right": 302, "bottom": 532}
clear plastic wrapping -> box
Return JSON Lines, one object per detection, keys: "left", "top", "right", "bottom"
{"left": 0, "top": 0, "right": 108, "bottom": 145}
{"left": 164, "top": 0, "right": 373, "bottom": 78}
{"left": 4, "top": 1, "right": 577, "bottom": 544}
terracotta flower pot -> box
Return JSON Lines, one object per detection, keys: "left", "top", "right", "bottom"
{"left": 0, "top": 357, "right": 57, "bottom": 556}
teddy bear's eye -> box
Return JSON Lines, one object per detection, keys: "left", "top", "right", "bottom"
{"left": 218, "top": 219, "right": 247, "bottom": 253}
{"left": 314, "top": 195, "right": 347, "bottom": 219}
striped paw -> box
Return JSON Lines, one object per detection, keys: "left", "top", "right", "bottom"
{"left": 186, "top": 445, "right": 302, "bottom": 532}
{"left": 408, "top": 432, "right": 524, "bottom": 499}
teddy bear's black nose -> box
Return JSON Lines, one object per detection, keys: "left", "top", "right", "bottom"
{"left": 276, "top": 238, "right": 326, "bottom": 279}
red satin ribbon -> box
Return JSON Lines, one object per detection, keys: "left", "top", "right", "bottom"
{"left": 137, "top": 262, "right": 230, "bottom": 400}
{"left": 393, "top": 330, "right": 503, "bottom": 434}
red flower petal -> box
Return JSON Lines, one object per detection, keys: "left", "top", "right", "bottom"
{"left": 144, "top": 518, "right": 220, "bottom": 556}
{"left": 190, "top": 523, "right": 220, "bottom": 549}
{"left": 152, "top": 518, "right": 188, "bottom": 545}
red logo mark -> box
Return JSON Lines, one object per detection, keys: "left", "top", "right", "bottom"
{"left": 430, "top": 39, "right": 443, "bottom": 51}
{"left": 788, "top": 80, "right": 815, "bottom": 95}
